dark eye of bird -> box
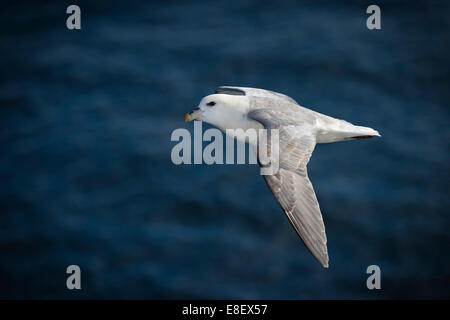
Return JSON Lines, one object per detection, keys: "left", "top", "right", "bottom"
{"left": 206, "top": 101, "right": 216, "bottom": 107}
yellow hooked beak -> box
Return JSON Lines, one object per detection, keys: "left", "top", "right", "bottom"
{"left": 184, "top": 107, "right": 203, "bottom": 122}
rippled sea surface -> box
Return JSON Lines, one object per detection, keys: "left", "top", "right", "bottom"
{"left": 1, "top": 0, "right": 449, "bottom": 299}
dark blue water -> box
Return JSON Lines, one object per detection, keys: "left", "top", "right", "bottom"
{"left": 1, "top": 0, "right": 449, "bottom": 299}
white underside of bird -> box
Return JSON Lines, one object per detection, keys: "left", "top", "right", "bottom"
{"left": 185, "top": 86, "right": 380, "bottom": 268}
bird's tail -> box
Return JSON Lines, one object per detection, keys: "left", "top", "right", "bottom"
{"left": 314, "top": 114, "right": 380, "bottom": 143}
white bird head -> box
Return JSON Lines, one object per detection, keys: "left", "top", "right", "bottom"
{"left": 185, "top": 94, "right": 250, "bottom": 132}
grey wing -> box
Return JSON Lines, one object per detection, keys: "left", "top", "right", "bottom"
{"left": 249, "top": 109, "right": 329, "bottom": 268}
{"left": 217, "top": 86, "right": 317, "bottom": 127}
{"left": 216, "top": 86, "right": 299, "bottom": 104}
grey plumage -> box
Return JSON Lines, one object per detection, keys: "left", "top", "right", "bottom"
{"left": 244, "top": 93, "right": 327, "bottom": 267}
{"left": 186, "top": 86, "right": 380, "bottom": 267}
{"left": 215, "top": 86, "right": 380, "bottom": 267}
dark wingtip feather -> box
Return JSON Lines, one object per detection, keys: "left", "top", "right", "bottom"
{"left": 351, "top": 135, "right": 376, "bottom": 140}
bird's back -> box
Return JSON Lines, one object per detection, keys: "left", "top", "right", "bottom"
{"left": 218, "top": 86, "right": 380, "bottom": 143}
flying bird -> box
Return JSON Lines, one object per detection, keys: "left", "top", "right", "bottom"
{"left": 185, "top": 86, "right": 380, "bottom": 267}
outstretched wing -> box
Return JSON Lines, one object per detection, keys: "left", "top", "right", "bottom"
{"left": 248, "top": 108, "right": 329, "bottom": 268}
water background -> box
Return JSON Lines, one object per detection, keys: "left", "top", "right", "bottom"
{"left": 0, "top": 0, "right": 449, "bottom": 299}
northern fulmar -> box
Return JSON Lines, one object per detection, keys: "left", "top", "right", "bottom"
{"left": 185, "top": 86, "right": 380, "bottom": 268}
